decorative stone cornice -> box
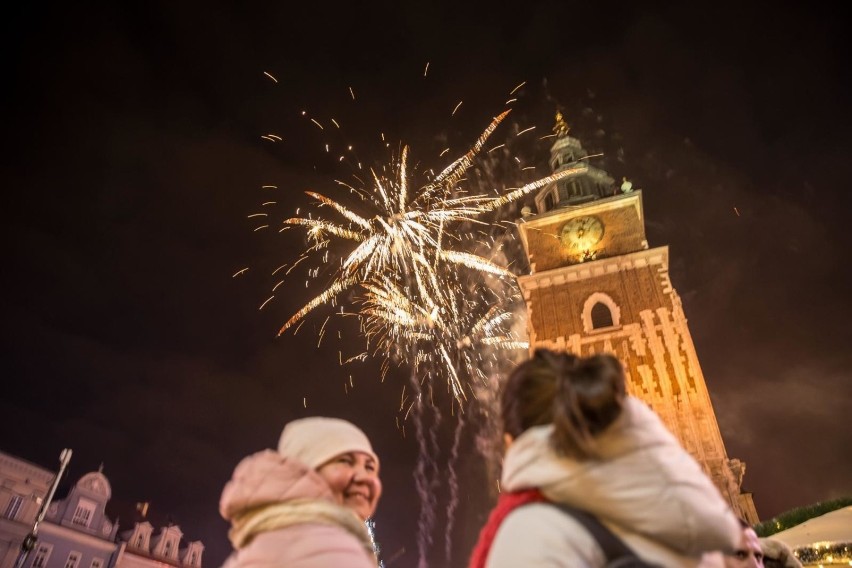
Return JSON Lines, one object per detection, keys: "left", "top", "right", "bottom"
{"left": 518, "top": 246, "right": 669, "bottom": 291}
{"left": 39, "top": 521, "right": 118, "bottom": 551}
{"left": 0, "top": 452, "right": 55, "bottom": 484}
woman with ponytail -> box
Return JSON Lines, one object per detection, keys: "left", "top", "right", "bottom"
{"left": 470, "top": 349, "right": 741, "bottom": 567}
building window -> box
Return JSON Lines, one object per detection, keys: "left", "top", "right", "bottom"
{"left": 581, "top": 292, "right": 621, "bottom": 333}
{"left": 163, "top": 539, "right": 172, "bottom": 558}
{"left": 64, "top": 552, "right": 81, "bottom": 568}
{"left": 32, "top": 544, "right": 52, "bottom": 568}
{"left": 72, "top": 498, "right": 96, "bottom": 528}
{"left": 135, "top": 534, "right": 145, "bottom": 549}
{"left": 4, "top": 494, "right": 24, "bottom": 520}
{"left": 91, "top": 558, "right": 103, "bottom": 568}
{"left": 190, "top": 551, "right": 198, "bottom": 566}
{"left": 544, "top": 192, "right": 555, "bottom": 211}
{"left": 591, "top": 302, "right": 614, "bottom": 329}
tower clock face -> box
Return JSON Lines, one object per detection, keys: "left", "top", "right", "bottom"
{"left": 561, "top": 215, "right": 604, "bottom": 250}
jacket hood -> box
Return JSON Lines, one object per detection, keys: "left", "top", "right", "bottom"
{"left": 501, "top": 396, "right": 741, "bottom": 557}
{"left": 220, "top": 450, "right": 333, "bottom": 521}
{"left": 502, "top": 396, "right": 681, "bottom": 486}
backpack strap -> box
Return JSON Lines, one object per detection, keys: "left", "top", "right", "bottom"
{"left": 546, "top": 502, "right": 641, "bottom": 564}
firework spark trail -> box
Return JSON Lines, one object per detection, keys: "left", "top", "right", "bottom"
{"left": 360, "top": 270, "right": 527, "bottom": 405}
{"left": 472, "top": 373, "right": 505, "bottom": 505}
{"left": 444, "top": 409, "right": 466, "bottom": 565}
{"left": 410, "top": 374, "right": 439, "bottom": 568}
{"left": 425, "top": 392, "right": 443, "bottom": 567}
{"left": 413, "top": 111, "right": 510, "bottom": 207}
{"left": 412, "top": 412, "right": 432, "bottom": 568}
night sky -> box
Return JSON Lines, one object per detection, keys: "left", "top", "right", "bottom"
{"left": 2, "top": 2, "right": 850, "bottom": 567}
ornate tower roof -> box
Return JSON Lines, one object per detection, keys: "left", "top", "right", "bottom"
{"left": 533, "top": 112, "right": 615, "bottom": 213}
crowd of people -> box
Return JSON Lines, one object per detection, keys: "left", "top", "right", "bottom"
{"left": 217, "top": 348, "right": 799, "bottom": 568}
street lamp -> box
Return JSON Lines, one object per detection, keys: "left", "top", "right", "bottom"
{"left": 15, "top": 449, "right": 73, "bottom": 568}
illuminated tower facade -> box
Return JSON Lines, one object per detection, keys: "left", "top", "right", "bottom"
{"left": 516, "top": 113, "right": 758, "bottom": 522}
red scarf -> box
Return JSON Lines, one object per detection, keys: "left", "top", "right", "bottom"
{"left": 468, "top": 489, "right": 547, "bottom": 568}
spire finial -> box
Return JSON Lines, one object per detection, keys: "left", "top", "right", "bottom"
{"left": 553, "top": 111, "right": 570, "bottom": 138}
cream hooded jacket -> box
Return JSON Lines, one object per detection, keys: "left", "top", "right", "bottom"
{"left": 219, "top": 450, "right": 377, "bottom": 568}
{"left": 486, "top": 396, "right": 741, "bottom": 567}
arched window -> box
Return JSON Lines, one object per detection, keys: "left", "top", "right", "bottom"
{"left": 590, "top": 302, "right": 614, "bottom": 329}
{"left": 581, "top": 293, "right": 621, "bottom": 333}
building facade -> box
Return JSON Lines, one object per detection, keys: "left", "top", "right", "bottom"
{"left": 516, "top": 114, "right": 759, "bottom": 523}
{"left": 0, "top": 452, "right": 203, "bottom": 568}
{"left": 0, "top": 452, "right": 54, "bottom": 568}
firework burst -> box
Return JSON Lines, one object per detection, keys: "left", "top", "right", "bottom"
{"left": 359, "top": 270, "right": 524, "bottom": 402}
{"left": 273, "top": 109, "right": 587, "bottom": 402}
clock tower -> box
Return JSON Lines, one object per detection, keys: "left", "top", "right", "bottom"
{"left": 516, "top": 114, "right": 759, "bottom": 523}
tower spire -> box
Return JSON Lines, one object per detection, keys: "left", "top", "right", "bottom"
{"left": 531, "top": 113, "right": 615, "bottom": 212}
{"left": 553, "top": 111, "right": 570, "bottom": 138}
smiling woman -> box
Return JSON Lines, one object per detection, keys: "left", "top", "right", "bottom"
{"left": 219, "top": 417, "right": 381, "bottom": 568}
{"left": 279, "top": 417, "right": 383, "bottom": 522}
{"left": 316, "top": 451, "right": 382, "bottom": 521}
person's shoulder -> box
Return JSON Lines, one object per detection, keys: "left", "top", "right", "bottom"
{"left": 486, "top": 503, "right": 604, "bottom": 568}
{"left": 240, "top": 524, "right": 375, "bottom": 568}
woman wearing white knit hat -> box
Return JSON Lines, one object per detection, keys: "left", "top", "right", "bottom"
{"left": 220, "top": 417, "right": 382, "bottom": 568}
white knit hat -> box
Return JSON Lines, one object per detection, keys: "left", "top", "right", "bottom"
{"left": 277, "top": 417, "right": 379, "bottom": 469}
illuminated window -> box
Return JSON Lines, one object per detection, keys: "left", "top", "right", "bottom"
{"left": 32, "top": 544, "right": 52, "bottom": 568}
{"left": 4, "top": 495, "right": 23, "bottom": 520}
{"left": 64, "top": 552, "right": 80, "bottom": 568}
{"left": 591, "top": 302, "right": 614, "bottom": 329}
{"left": 72, "top": 499, "right": 96, "bottom": 528}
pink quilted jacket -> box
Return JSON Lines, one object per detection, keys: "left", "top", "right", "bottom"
{"left": 219, "top": 450, "right": 377, "bottom": 568}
